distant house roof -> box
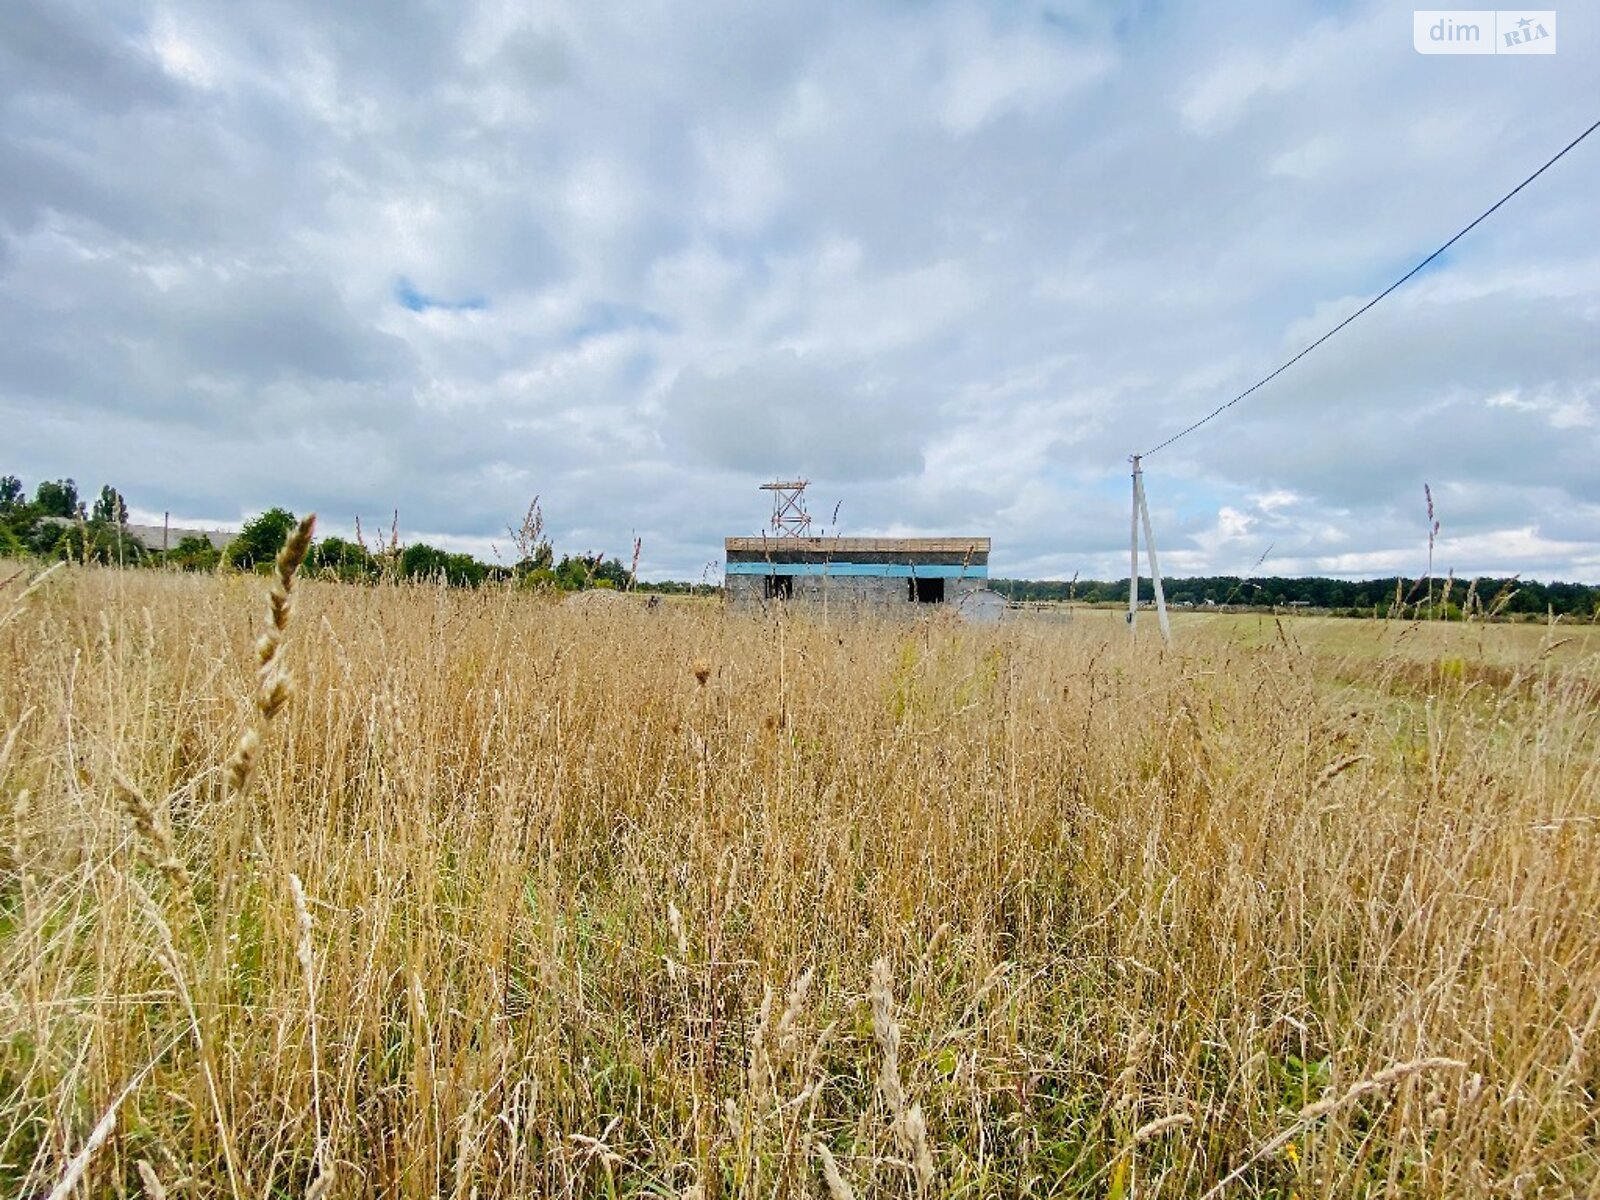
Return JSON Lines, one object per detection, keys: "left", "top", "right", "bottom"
{"left": 38, "top": 516, "right": 235, "bottom": 551}
{"left": 125, "top": 524, "right": 234, "bottom": 551}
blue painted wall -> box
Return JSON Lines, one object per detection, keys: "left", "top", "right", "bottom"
{"left": 724, "top": 562, "right": 987, "bottom": 578}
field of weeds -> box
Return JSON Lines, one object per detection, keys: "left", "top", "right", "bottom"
{"left": 2, "top": 545, "right": 1598, "bottom": 1198}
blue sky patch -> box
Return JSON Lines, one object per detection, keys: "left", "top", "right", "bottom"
{"left": 395, "top": 278, "right": 488, "bottom": 313}
{"left": 569, "top": 302, "right": 672, "bottom": 342}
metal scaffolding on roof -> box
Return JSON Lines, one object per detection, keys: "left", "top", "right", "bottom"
{"left": 759, "top": 480, "right": 813, "bottom": 537}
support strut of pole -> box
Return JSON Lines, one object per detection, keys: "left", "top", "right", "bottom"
{"left": 1128, "top": 458, "right": 1139, "bottom": 631}
{"left": 1128, "top": 455, "right": 1172, "bottom": 645}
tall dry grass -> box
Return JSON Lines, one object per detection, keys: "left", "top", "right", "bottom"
{"left": 1, "top": 560, "right": 1597, "bottom": 1197}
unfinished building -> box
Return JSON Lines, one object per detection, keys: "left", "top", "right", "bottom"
{"left": 724, "top": 536, "right": 991, "bottom": 610}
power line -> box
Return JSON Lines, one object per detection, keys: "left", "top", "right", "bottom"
{"left": 1140, "top": 114, "right": 1600, "bottom": 459}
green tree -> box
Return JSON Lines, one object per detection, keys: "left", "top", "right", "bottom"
{"left": 591, "top": 556, "right": 629, "bottom": 588}
{"left": 228, "top": 508, "right": 297, "bottom": 569}
{"left": 48, "top": 520, "right": 143, "bottom": 565}
{"left": 35, "top": 479, "right": 83, "bottom": 519}
{"left": 518, "top": 567, "right": 558, "bottom": 591}
{"left": 553, "top": 555, "right": 591, "bottom": 590}
{"left": 91, "top": 485, "right": 129, "bottom": 525}
{"left": 514, "top": 543, "right": 555, "bottom": 575}
{"left": 399, "top": 543, "right": 489, "bottom": 587}
{"left": 0, "top": 474, "right": 34, "bottom": 555}
{"left": 445, "top": 553, "right": 488, "bottom": 587}
{"left": 400, "top": 542, "right": 451, "bottom": 580}
{"left": 28, "top": 521, "right": 67, "bottom": 556}
{"left": 314, "top": 536, "right": 376, "bottom": 581}
{"left": 170, "top": 535, "right": 221, "bottom": 572}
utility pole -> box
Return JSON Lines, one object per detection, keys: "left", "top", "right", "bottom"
{"left": 1128, "top": 459, "right": 1139, "bottom": 631}
{"left": 1128, "top": 455, "right": 1172, "bottom": 645}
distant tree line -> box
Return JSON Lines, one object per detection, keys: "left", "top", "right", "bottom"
{"left": 0, "top": 472, "right": 715, "bottom": 595}
{"left": 7, "top": 471, "right": 1592, "bottom": 614}
{"left": 0, "top": 475, "right": 142, "bottom": 564}
{"left": 992, "top": 575, "right": 1600, "bottom": 619}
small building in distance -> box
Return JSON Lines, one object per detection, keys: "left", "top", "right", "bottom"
{"left": 38, "top": 517, "right": 235, "bottom": 553}
{"left": 724, "top": 536, "right": 990, "bottom": 611}
{"left": 125, "top": 523, "right": 235, "bottom": 552}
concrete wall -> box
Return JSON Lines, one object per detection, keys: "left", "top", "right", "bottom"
{"left": 726, "top": 572, "right": 987, "bottom": 613}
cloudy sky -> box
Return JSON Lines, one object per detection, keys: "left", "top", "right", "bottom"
{"left": 3, "top": 1, "right": 1596, "bottom": 581}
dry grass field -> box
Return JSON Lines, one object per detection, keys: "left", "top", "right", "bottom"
{"left": 2, "top": 544, "right": 1598, "bottom": 1198}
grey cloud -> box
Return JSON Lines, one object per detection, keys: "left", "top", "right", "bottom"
{"left": 1183, "top": 291, "right": 1600, "bottom": 509}
{"left": 664, "top": 353, "right": 929, "bottom": 483}
{"left": 172, "top": 273, "right": 412, "bottom": 385}
{"left": 0, "top": 257, "right": 412, "bottom": 427}
{"left": 0, "top": 0, "right": 177, "bottom": 113}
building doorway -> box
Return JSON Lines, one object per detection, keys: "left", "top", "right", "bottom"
{"left": 909, "top": 577, "right": 945, "bottom": 604}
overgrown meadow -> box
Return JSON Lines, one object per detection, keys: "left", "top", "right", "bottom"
{"left": 2, "top": 542, "right": 1597, "bottom": 1198}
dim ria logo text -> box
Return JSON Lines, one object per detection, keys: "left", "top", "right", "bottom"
{"left": 1414, "top": 10, "right": 1556, "bottom": 53}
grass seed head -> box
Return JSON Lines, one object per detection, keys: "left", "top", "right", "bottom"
{"left": 815, "top": 1142, "right": 855, "bottom": 1200}
{"left": 225, "top": 726, "right": 261, "bottom": 795}
{"left": 135, "top": 1160, "right": 168, "bottom": 1200}
{"left": 869, "top": 958, "right": 906, "bottom": 1119}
